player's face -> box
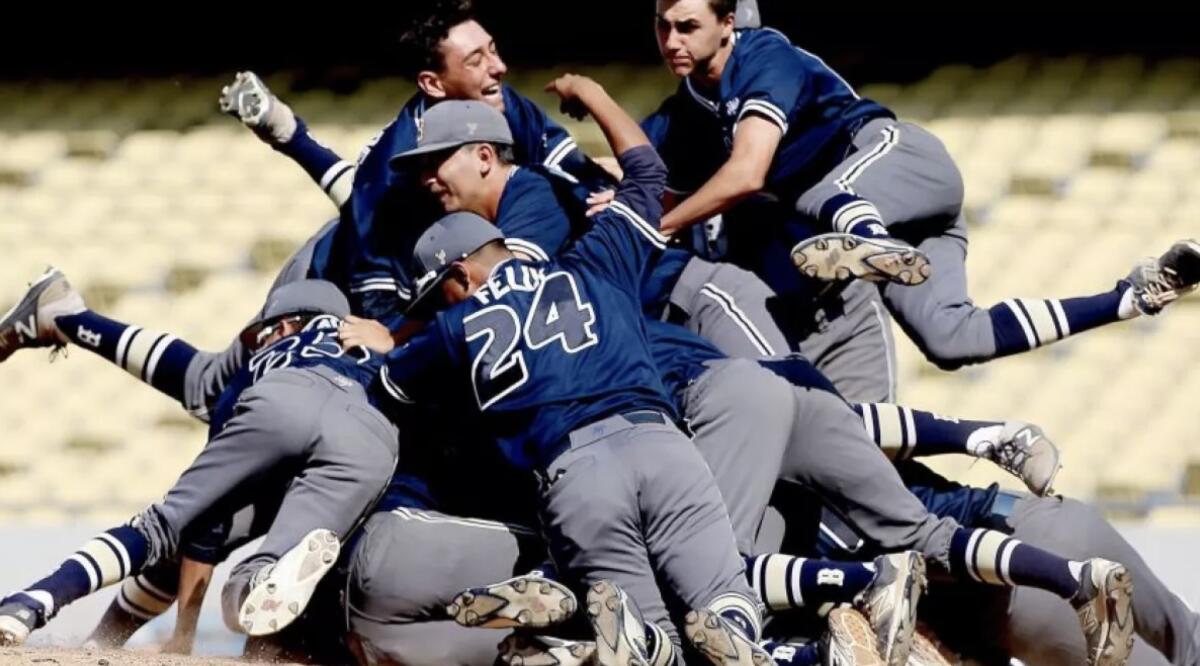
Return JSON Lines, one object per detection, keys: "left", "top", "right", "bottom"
{"left": 655, "top": 0, "right": 732, "bottom": 78}
{"left": 418, "top": 144, "right": 486, "bottom": 214}
{"left": 434, "top": 20, "right": 508, "bottom": 112}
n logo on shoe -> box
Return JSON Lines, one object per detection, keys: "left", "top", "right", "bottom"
{"left": 13, "top": 316, "right": 36, "bottom": 342}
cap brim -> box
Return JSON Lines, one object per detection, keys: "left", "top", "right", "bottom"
{"left": 404, "top": 268, "right": 453, "bottom": 318}
{"left": 388, "top": 141, "right": 467, "bottom": 169}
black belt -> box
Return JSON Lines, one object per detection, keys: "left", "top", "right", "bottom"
{"left": 623, "top": 410, "right": 668, "bottom": 425}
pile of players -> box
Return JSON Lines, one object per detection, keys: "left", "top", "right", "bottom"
{"left": 2, "top": 1, "right": 1198, "bottom": 665}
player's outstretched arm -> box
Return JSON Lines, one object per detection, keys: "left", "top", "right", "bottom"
{"left": 219, "top": 71, "right": 355, "bottom": 208}
{"left": 658, "top": 115, "right": 781, "bottom": 236}
{"left": 545, "top": 74, "right": 651, "bottom": 158}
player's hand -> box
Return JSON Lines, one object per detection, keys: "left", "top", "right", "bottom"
{"left": 544, "top": 74, "right": 603, "bottom": 121}
{"left": 586, "top": 189, "right": 615, "bottom": 217}
{"left": 219, "top": 71, "right": 298, "bottom": 144}
{"left": 339, "top": 316, "right": 395, "bottom": 354}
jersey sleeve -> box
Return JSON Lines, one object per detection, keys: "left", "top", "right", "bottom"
{"left": 496, "top": 170, "right": 577, "bottom": 262}
{"left": 378, "top": 316, "right": 460, "bottom": 408}
{"left": 565, "top": 145, "right": 668, "bottom": 294}
{"left": 275, "top": 117, "right": 356, "bottom": 206}
{"left": 731, "top": 31, "right": 811, "bottom": 134}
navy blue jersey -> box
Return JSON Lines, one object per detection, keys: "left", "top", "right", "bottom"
{"left": 657, "top": 28, "right": 891, "bottom": 203}
{"left": 489, "top": 160, "right": 695, "bottom": 318}
{"left": 645, "top": 319, "right": 722, "bottom": 401}
{"left": 378, "top": 146, "right": 673, "bottom": 470}
{"left": 342, "top": 86, "right": 613, "bottom": 325}
{"left": 205, "top": 316, "right": 383, "bottom": 434}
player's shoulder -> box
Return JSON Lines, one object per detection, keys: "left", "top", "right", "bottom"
{"left": 356, "top": 93, "right": 425, "bottom": 169}
{"left": 733, "top": 27, "right": 803, "bottom": 67}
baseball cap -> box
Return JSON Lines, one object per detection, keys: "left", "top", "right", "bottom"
{"left": 407, "top": 211, "right": 506, "bottom": 315}
{"left": 239, "top": 279, "right": 351, "bottom": 348}
{"left": 389, "top": 100, "right": 514, "bottom": 169}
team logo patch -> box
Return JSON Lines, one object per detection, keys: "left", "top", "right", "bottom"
{"left": 725, "top": 97, "right": 740, "bottom": 116}
{"left": 436, "top": 249, "right": 448, "bottom": 266}
{"left": 77, "top": 326, "right": 102, "bottom": 347}
{"left": 467, "top": 122, "right": 478, "bottom": 136}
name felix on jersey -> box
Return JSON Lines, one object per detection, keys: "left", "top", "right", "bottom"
{"left": 471, "top": 262, "right": 549, "bottom": 306}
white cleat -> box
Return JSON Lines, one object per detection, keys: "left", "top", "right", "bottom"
{"left": 1074, "top": 558, "right": 1134, "bottom": 666}
{"left": 684, "top": 608, "right": 772, "bottom": 666}
{"left": 497, "top": 633, "right": 597, "bottom": 666}
{"left": 0, "top": 267, "right": 84, "bottom": 363}
{"left": 792, "top": 233, "right": 931, "bottom": 286}
{"left": 218, "top": 71, "right": 298, "bottom": 144}
{"left": 238, "top": 529, "right": 340, "bottom": 637}
{"left": 821, "top": 607, "right": 885, "bottom": 665}
{"left": 856, "top": 552, "right": 926, "bottom": 666}
{"left": 988, "top": 422, "right": 1062, "bottom": 496}
{"left": 586, "top": 580, "right": 652, "bottom": 666}
{"left": 0, "top": 602, "right": 37, "bottom": 647}
{"left": 448, "top": 573, "right": 577, "bottom": 629}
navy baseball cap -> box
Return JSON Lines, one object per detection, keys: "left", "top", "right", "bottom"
{"left": 239, "top": 279, "right": 350, "bottom": 348}
{"left": 407, "top": 211, "right": 506, "bottom": 315}
{"left": 389, "top": 100, "right": 514, "bottom": 169}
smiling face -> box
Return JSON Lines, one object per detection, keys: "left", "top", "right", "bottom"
{"left": 417, "top": 19, "right": 508, "bottom": 112}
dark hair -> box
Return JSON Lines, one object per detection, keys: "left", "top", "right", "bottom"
{"left": 708, "top": 0, "right": 736, "bottom": 18}
{"left": 397, "top": 0, "right": 476, "bottom": 79}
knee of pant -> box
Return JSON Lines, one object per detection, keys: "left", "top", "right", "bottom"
{"left": 908, "top": 310, "right": 993, "bottom": 371}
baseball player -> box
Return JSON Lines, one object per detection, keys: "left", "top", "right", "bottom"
{"left": 0, "top": 281, "right": 399, "bottom": 646}
{"left": 644, "top": 0, "right": 1200, "bottom": 401}
{"left": 379, "top": 72, "right": 775, "bottom": 665}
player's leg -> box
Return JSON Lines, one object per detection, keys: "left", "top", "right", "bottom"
{"left": 852, "top": 402, "right": 1061, "bottom": 496}
{"left": 347, "top": 508, "right": 564, "bottom": 666}
{"left": 223, "top": 371, "right": 399, "bottom": 636}
{"left": 668, "top": 257, "right": 790, "bottom": 358}
{"left": 795, "top": 281, "right": 897, "bottom": 403}
{"left": 879, "top": 214, "right": 1176, "bottom": 370}
{"left": 776, "top": 385, "right": 1135, "bottom": 665}
{"left": 0, "top": 222, "right": 332, "bottom": 421}
{"left": 797, "top": 118, "right": 1200, "bottom": 368}
{"left": 86, "top": 489, "right": 285, "bottom": 650}
{"left": 1002, "top": 495, "right": 1200, "bottom": 666}
{"left": 220, "top": 72, "right": 355, "bottom": 208}
{"left": 683, "top": 358, "right": 793, "bottom": 554}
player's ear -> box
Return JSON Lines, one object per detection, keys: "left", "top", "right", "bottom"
{"left": 416, "top": 70, "right": 446, "bottom": 100}
{"left": 477, "top": 144, "right": 495, "bottom": 177}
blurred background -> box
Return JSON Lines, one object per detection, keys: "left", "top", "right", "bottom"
{"left": 1, "top": 3, "right": 1198, "bottom": 654}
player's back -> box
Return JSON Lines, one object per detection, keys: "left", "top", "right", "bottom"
{"left": 247, "top": 315, "right": 382, "bottom": 394}
{"left": 436, "top": 254, "right": 675, "bottom": 469}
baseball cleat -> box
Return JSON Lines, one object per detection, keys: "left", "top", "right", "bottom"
{"left": 791, "top": 233, "right": 931, "bottom": 286}
{"left": 0, "top": 267, "right": 83, "bottom": 363}
{"left": 1128, "top": 239, "right": 1200, "bottom": 315}
{"left": 820, "top": 607, "right": 886, "bottom": 665}
{"left": 855, "top": 551, "right": 926, "bottom": 666}
{"left": 1073, "top": 558, "right": 1134, "bottom": 666}
{"left": 906, "top": 626, "right": 956, "bottom": 666}
{"left": 219, "top": 71, "right": 297, "bottom": 144}
{"left": 448, "top": 573, "right": 577, "bottom": 629}
{"left": 0, "top": 600, "right": 38, "bottom": 647}
{"left": 988, "top": 422, "right": 1062, "bottom": 496}
{"left": 586, "top": 580, "right": 652, "bottom": 666}
{"left": 497, "top": 633, "right": 597, "bottom": 666}
{"left": 684, "top": 607, "right": 772, "bottom": 666}
{"left": 238, "top": 529, "right": 339, "bottom": 636}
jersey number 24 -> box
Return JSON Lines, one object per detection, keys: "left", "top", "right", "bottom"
{"left": 463, "top": 272, "right": 597, "bottom": 410}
